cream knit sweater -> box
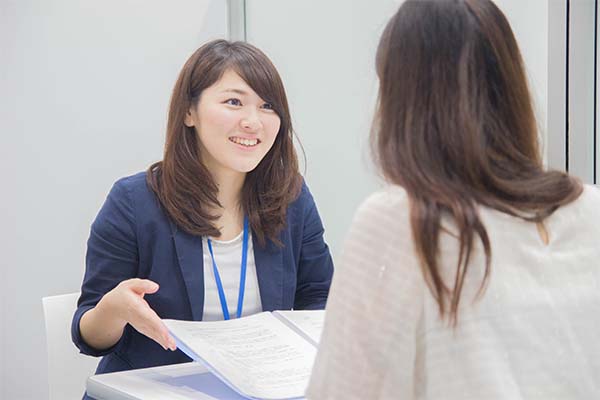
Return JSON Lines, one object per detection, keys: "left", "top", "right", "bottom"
{"left": 308, "top": 185, "right": 600, "bottom": 399}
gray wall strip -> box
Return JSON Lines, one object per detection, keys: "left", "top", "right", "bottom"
{"left": 568, "top": 0, "right": 596, "bottom": 183}
{"left": 228, "top": 0, "right": 247, "bottom": 41}
{"left": 547, "top": 0, "right": 568, "bottom": 171}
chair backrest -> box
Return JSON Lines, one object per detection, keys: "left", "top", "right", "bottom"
{"left": 42, "top": 292, "right": 99, "bottom": 400}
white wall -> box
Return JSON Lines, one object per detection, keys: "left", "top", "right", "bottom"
{"left": 495, "top": 0, "right": 549, "bottom": 147}
{"left": 246, "top": 0, "right": 550, "bottom": 257}
{"left": 0, "top": 1, "right": 228, "bottom": 399}
{"left": 246, "top": 0, "right": 400, "bottom": 256}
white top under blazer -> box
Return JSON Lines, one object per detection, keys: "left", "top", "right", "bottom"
{"left": 308, "top": 184, "right": 600, "bottom": 400}
{"left": 202, "top": 230, "right": 262, "bottom": 321}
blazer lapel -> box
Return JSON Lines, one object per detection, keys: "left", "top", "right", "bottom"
{"left": 253, "top": 232, "right": 284, "bottom": 311}
{"left": 170, "top": 221, "right": 204, "bottom": 321}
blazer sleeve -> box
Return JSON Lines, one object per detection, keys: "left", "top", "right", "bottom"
{"left": 71, "top": 178, "right": 139, "bottom": 357}
{"left": 293, "top": 184, "right": 334, "bottom": 310}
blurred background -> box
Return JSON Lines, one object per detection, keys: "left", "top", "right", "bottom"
{"left": 1, "top": 0, "right": 598, "bottom": 398}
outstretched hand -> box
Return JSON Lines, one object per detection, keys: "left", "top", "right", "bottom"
{"left": 98, "top": 278, "right": 177, "bottom": 351}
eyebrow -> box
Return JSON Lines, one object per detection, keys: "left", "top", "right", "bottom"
{"left": 220, "top": 88, "right": 249, "bottom": 95}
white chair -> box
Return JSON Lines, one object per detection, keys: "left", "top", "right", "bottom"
{"left": 42, "top": 292, "right": 99, "bottom": 400}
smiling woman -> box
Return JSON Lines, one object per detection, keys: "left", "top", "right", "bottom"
{"left": 149, "top": 40, "right": 300, "bottom": 245}
{"left": 71, "top": 39, "right": 334, "bottom": 399}
{"left": 185, "top": 70, "right": 281, "bottom": 196}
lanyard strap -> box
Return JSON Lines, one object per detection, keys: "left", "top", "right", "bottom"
{"left": 206, "top": 216, "right": 249, "bottom": 320}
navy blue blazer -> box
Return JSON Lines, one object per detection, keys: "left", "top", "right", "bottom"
{"left": 72, "top": 171, "right": 333, "bottom": 376}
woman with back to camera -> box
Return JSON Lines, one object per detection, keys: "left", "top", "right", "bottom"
{"left": 308, "top": 0, "right": 600, "bottom": 399}
{"left": 71, "top": 39, "right": 333, "bottom": 397}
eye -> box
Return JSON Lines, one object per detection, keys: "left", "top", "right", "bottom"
{"left": 261, "top": 102, "right": 274, "bottom": 110}
{"left": 225, "top": 98, "right": 242, "bottom": 106}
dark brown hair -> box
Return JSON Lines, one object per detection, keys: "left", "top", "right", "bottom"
{"left": 147, "top": 39, "right": 301, "bottom": 246}
{"left": 373, "top": 0, "right": 582, "bottom": 323}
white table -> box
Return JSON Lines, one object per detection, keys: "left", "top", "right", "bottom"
{"left": 87, "top": 362, "right": 248, "bottom": 400}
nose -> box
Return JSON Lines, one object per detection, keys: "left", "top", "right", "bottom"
{"left": 240, "top": 109, "right": 262, "bottom": 132}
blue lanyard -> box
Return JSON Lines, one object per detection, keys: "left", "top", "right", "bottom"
{"left": 206, "top": 216, "right": 249, "bottom": 320}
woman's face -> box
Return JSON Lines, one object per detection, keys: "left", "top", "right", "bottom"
{"left": 185, "top": 69, "right": 281, "bottom": 178}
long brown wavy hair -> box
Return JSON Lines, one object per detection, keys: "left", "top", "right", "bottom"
{"left": 373, "top": 0, "right": 582, "bottom": 323}
{"left": 148, "top": 40, "right": 301, "bottom": 246}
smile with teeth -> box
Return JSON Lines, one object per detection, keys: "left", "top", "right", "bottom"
{"left": 229, "top": 137, "right": 260, "bottom": 147}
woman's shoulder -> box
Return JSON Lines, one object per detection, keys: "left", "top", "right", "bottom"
{"left": 345, "top": 185, "right": 412, "bottom": 247}
{"left": 287, "top": 178, "right": 317, "bottom": 212}
{"left": 355, "top": 185, "right": 410, "bottom": 221}
{"left": 109, "top": 171, "right": 154, "bottom": 200}
{"left": 101, "top": 171, "right": 171, "bottom": 230}
{"left": 553, "top": 183, "right": 600, "bottom": 224}
{"left": 112, "top": 171, "right": 148, "bottom": 190}
{"left": 579, "top": 183, "right": 600, "bottom": 205}
{"left": 105, "top": 171, "right": 163, "bottom": 218}
{"left": 543, "top": 183, "right": 600, "bottom": 218}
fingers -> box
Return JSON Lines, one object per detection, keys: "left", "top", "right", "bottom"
{"left": 117, "top": 278, "right": 177, "bottom": 351}
{"left": 135, "top": 307, "right": 178, "bottom": 351}
{"left": 164, "top": 332, "right": 177, "bottom": 351}
{"left": 125, "top": 278, "right": 160, "bottom": 295}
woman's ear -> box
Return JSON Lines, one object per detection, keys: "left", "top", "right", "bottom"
{"left": 184, "top": 109, "right": 195, "bottom": 128}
